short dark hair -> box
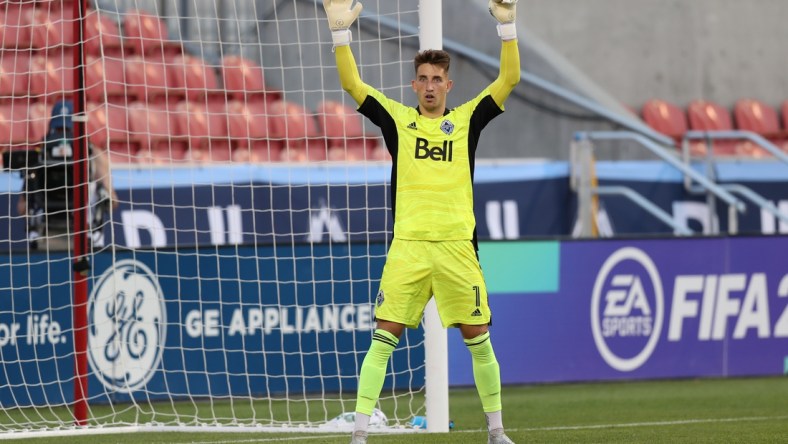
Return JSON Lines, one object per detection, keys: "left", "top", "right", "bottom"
{"left": 414, "top": 49, "right": 451, "bottom": 74}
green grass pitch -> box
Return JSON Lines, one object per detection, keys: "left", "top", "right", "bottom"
{"left": 10, "top": 376, "right": 788, "bottom": 443}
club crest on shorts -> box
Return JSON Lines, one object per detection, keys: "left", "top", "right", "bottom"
{"left": 375, "top": 289, "right": 385, "bottom": 307}
{"left": 440, "top": 119, "right": 455, "bottom": 135}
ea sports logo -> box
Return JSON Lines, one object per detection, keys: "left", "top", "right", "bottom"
{"left": 591, "top": 247, "right": 664, "bottom": 372}
{"left": 88, "top": 259, "right": 166, "bottom": 393}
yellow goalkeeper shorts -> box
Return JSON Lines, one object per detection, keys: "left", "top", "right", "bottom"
{"left": 374, "top": 239, "right": 491, "bottom": 329}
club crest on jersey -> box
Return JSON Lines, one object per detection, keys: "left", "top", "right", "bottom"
{"left": 376, "top": 290, "right": 385, "bottom": 307}
{"left": 440, "top": 119, "right": 455, "bottom": 135}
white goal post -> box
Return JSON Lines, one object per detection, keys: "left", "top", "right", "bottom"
{"left": 0, "top": 0, "right": 449, "bottom": 438}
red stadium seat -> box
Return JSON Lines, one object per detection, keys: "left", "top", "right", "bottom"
{"left": 369, "top": 146, "right": 392, "bottom": 162}
{"left": 782, "top": 100, "right": 788, "bottom": 133}
{"left": 641, "top": 98, "right": 705, "bottom": 156}
{"left": 30, "top": 6, "right": 73, "bottom": 50}
{"left": 0, "top": 5, "right": 34, "bottom": 50}
{"left": 641, "top": 99, "right": 687, "bottom": 142}
{"left": 86, "top": 103, "right": 137, "bottom": 162}
{"left": 27, "top": 101, "right": 49, "bottom": 142}
{"left": 268, "top": 100, "right": 325, "bottom": 161}
{"left": 124, "top": 55, "right": 171, "bottom": 103}
{"left": 128, "top": 102, "right": 185, "bottom": 163}
{"left": 166, "top": 54, "right": 222, "bottom": 102}
{"left": 226, "top": 100, "right": 279, "bottom": 162}
{"left": 0, "top": 103, "right": 32, "bottom": 149}
{"left": 686, "top": 99, "right": 738, "bottom": 156}
{"left": 29, "top": 51, "right": 74, "bottom": 104}
{"left": 317, "top": 99, "right": 377, "bottom": 159}
{"left": 733, "top": 98, "right": 787, "bottom": 156}
{"left": 84, "top": 9, "right": 124, "bottom": 56}
{"left": 220, "top": 55, "right": 279, "bottom": 102}
{"left": 122, "top": 9, "right": 182, "bottom": 57}
{"left": 172, "top": 101, "right": 231, "bottom": 162}
{"left": 84, "top": 56, "right": 128, "bottom": 103}
{"left": 0, "top": 53, "right": 30, "bottom": 100}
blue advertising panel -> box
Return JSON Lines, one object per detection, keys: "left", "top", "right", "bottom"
{"left": 1, "top": 235, "right": 787, "bottom": 407}
{"left": 450, "top": 236, "right": 788, "bottom": 385}
{"left": 0, "top": 244, "right": 425, "bottom": 406}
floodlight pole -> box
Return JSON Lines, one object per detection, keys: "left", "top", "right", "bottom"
{"left": 418, "top": 0, "right": 450, "bottom": 435}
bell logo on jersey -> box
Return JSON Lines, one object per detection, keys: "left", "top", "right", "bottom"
{"left": 414, "top": 137, "right": 453, "bottom": 162}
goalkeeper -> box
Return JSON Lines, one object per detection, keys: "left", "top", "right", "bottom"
{"left": 323, "top": 0, "right": 520, "bottom": 443}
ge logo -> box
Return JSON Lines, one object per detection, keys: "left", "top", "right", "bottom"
{"left": 88, "top": 260, "right": 166, "bottom": 393}
{"left": 590, "top": 247, "right": 664, "bottom": 372}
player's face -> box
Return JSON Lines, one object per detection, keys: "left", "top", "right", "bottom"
{"left": 412, "top": 63, "right": 453, "bottom": 118}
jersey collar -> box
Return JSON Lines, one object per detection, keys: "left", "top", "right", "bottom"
{"left": 415, "top": 105, "right": 452, "bottom": 116}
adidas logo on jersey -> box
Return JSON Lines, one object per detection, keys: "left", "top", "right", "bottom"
{"left": 407, "top": 122, "right": 417, "bottom": 130}
{"left": 471, "top": 308, "right": 482, "bottom": 317}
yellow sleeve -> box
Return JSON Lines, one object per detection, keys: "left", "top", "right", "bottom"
{"left": 336, "top": 45, "right": 368, "bottom": 106}
{"left": 488, "top": 39, "right": 521, "bottom": 109}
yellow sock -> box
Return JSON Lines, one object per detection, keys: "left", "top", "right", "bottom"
{"left": 355, "top": 329, "right": 398, "bottom": 415}
{"left": 464, "top": 332, "right": 502, "bottom": 413}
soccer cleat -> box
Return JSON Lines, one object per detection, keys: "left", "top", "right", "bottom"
{"left": 488, "top": 428, "right": 515, "bottom": 444}
{"left": 349, "top": 430, "right": 368, "bottom": 444}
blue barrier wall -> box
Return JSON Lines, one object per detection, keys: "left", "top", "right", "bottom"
{"left": 1, "top": 161, "right": 787, "bottom": 251}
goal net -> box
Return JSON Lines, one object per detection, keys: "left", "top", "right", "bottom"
{"left": 0, "top": 0, "right": 445, "bottom": 438}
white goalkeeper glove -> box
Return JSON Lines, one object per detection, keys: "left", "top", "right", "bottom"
{"left": 323, "top": 0, "right": 363, "bottom": 46}
{"left": 488, "top": 0, "right": 517, "bottom": 41}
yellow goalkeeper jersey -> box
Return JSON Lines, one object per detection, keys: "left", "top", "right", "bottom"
{"left": 358, "top": 87, "right": 503, "bottom": 241}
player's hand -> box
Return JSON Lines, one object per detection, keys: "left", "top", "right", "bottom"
{"left": 323, "top": 0, "right": 363, "bottom": 31}
{"left": 488, "top": 0, "right": 517, "bottom": 24}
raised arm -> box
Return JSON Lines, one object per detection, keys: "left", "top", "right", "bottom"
{"left": 487, "top": 0, "right": 521, "bottom": 108}
{"left": 323, "top": 0, "right": 368, "bottom": 105}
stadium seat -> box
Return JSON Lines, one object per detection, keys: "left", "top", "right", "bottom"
{"left": 641, "top": 98, "right": 705, "bottom": 156}
{"left": 85, "top": 56, "right": 128, "bottom": 103}
{"left": 641, "top": 99, "right": 687, "bottom": 143}
{"left": 27, "top": 101, "right": 48, "bottom": 142}
{"left": 317, "top": 100, "right": 377, "bottom": 160}
{"left": 172, "top": 100, "right": 231, "bottom": 163}
{"left": 0, "top": 53, "right": 30, "bottom": 100}
{"left": 124, "top": 55, "right": 171, "bottom": 103}
{"left": 166, "top": 54, "right": 222, "bottom": 102}
{"left": 782, "top": 100, "right": 788, "bottom": 132}
{"left": 733, "top": 98, "right": 786, "bottom": 157}
{"left": 86, "top": 103, "right": 137, "bottom": 163}
{"left": 122, "top": 9, "right": 182, "bottom": 57}
{"left": 686, "top": 99, "right": 738, "bottom": 156}
{"left": 0, "top": 5, "right": 34, "bottom": 50}
{"left": 29, "top": 51, "right": 74, "bottom": 104}
{"left": 128, "top": 102, "right": 185, "bottom": 163}
{"left": 84, "top": 9, "right": 124, "bottom": 56}
{"left": 0, "top": 103, "right": 33, "bottom": 149}
{"left": 226, "top": 100, "right": 279, "bottom": 162}
{"left": 30, "top": 6, "right": 73, "bottom": 51}
{"left": 220, "top": 55, "right": 279, "bottom": 102}
{"left": 267, "top": 100, "right": 325, "bottom": 161}
{"left": 368, "top": 146, "right": 392, "bottom": 162}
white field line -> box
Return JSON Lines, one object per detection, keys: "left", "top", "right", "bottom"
{"left": 177, "top": 415, "right": 788, "bottom": 443}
